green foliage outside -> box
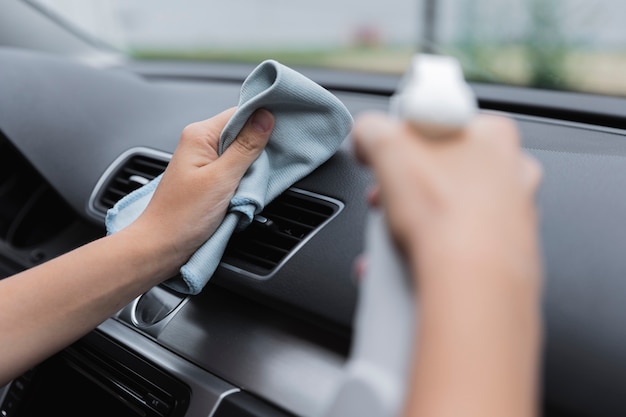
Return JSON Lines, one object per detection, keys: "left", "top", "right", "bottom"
{"left": 129, "top": 0, "right": 626, "bottom": 97}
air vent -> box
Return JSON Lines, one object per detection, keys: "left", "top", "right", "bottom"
{"left": 221, "top": 189, "right": 344, "bottom": 278}
{"left": 91, "top": 150, "right": 343, "bottom": 278}
{"left": 90, "top": 148, "right": 170, "bottom": 216}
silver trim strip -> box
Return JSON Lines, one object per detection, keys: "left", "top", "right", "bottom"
{"left": 0, "top": 384, "right": 8, "bottom": 414}
{"left": 207, "top": 388, "right": 241, "bottom": 417}
{"left": 115, "top": 290, "right": 191, "bottom": 339}
{"left": 97, "top": 319, "right": 239, "bottom": 417}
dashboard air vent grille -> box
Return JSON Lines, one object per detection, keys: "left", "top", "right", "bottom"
{"left": 221, "top": 189, "right": 343, "bottom": 278}
{"left": 91, "top": 150, "right": 343, "bottom": 278}
{"left": 93, "top": 152, "right": 169, "bottom": 215}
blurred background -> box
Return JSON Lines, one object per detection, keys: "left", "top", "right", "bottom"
{"left": 30, "top": 0, "right": 626, "bottom": 96}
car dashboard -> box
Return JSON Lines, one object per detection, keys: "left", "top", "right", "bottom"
{"left": 2, "top": 47, "right": 626, "bottom": 417}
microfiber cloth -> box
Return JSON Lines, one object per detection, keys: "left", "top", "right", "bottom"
{"left": 105, "top": 59, "right": 353, "bottom": 294}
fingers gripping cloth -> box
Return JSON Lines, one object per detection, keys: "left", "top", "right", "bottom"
{"left": 105, "top": 60, "right": 353, "bottom": 294}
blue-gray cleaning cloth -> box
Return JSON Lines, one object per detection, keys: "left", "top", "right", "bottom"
{"left": 106, "top": 60, "right": 353, "bottom": 294}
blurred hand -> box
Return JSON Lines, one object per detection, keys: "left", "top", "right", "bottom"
{"left": 352, "top": 111, "right": 543, "bottom": 417}
{"left": 352, "top": 111, "right": 542, "bottom": 284}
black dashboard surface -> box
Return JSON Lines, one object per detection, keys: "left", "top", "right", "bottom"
{"left": 3, "top": 47, "right": 626, "bottom": 416}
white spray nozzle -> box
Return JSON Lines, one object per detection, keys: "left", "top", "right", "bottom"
{"left": 389, "top": 54, "right": 477, "bottom": 137}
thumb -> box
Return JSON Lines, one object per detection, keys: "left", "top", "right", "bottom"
{"left": 216, "top": 108, "right": 274, "bottom": 178}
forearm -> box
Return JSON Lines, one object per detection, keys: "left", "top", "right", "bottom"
{"left": 0, "top": 226, "right": 177, "bottom": 385}
{"left": 0, "top": 108, "right": 273, "bottom": 387}
{"left": 404, "top": 236, "right": 542, "bottom": 417}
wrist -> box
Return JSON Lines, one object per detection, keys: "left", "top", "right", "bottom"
{"left": 114, "top": 221, "right": 185, "bottom": 285}
{"left": 409, "top": 218, "right": 542, "bottom": 300}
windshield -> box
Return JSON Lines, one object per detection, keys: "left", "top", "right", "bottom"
{"left": 28, "top": 0, "right": 626, "bottom": 97}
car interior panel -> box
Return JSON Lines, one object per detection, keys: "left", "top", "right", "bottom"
{"left": 2, "top": 1, "right": 626, "bottom": 416}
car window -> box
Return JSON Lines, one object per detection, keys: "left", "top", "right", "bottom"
{"left": 26, "top": 0, "right": 626, "bottom": 96}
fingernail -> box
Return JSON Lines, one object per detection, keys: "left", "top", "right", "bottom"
{"left": 250, "top": 109, "right": 273, "bottom": 133}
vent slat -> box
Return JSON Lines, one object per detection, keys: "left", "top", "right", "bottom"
{"left": 222, "top": 253, "right": 276, "bottom": 271}
{"left": 106, "top": 187, "right": 131, "bottom": 197}
{"left": 245, "top": 239, "right": 291, "bottom": 255}
{"left": 112, "top": 178, "right": 130, "bottom": 186}
{"left": 133, "top": 158, "right": 168, "bottom": 171}
{"left": 123, "top": 167, "right": 160, "bottom": 180}
{"left": 264, "top": 206, "right": 325, "bottom": 227}
{"left": 101, "top": 197, "right": 117, "bottom": 207}
{"left": 230, "top": 247, "right": 284, "bottom": 264}
{"left": 265, "top": 214, "right": 315, "bottom": 239}
{"left": 275, "top": 194, "right": 335, "bottom": 216}
{"left": 95, "top": 153, "right": 169, "bottom": 212}
{"left": 222, "top": 190, "right": 341, "bottom": 277}
{"left": 272, "top": 201, "right": 331, "bottom": 218}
